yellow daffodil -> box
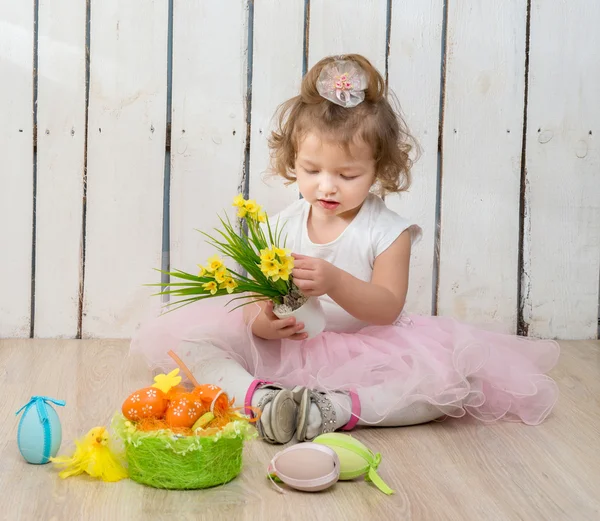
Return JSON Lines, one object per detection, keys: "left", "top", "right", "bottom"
{"left": 274, "top": 247, "right": 291, "bottom": 258}
{"left": 279, "top": 255, "right": 294, "bottom": 271}
{"left": 260, "top": 259, "right": 281, "bottom": 278}
{"left": 246, "top": 207, "right": 264, "bottom": 221}
{"left": 260, "top": 248, "right": 276, "bottom": 262}
{"left": 197, "top": 265, "right": 207, "bottom": 277}
{"left": 244, "top": 199, "right": 259, "bottom": 215}
{"left": 214, "top": 266, "right": 228, "bottom": 284}
{"left": 232, "top": 195, "right": 266, "bottom": 222}
{"left": 202, "top": 281, "right": 218, "bottom": 295}
{"left": 219, "top": 277, "right": 238, "bottom": 294}
{"left": 273, "top": 265, "right": 291, "bottom": 282}
{"left": 206, "top": 254, "right": 224, "bottom": 273}
{"left": 152, "top": 368, "right": 182, "bottom": 393}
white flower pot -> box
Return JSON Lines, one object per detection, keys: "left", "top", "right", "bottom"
{"left": 274, "top": 297, "right": 326, "bottom": 339}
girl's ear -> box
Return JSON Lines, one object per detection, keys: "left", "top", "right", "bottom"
{"left": 370, "top": 175, "right": 384, "bottom": 196}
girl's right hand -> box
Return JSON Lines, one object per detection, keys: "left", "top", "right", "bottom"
{"left": 251, "top": 301, "right": 308, "bottom": 341}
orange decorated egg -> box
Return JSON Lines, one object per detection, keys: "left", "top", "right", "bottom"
{"left": 165, "top": 393, "right": 207, "bottom": 428}
{"left": 193, "top": 384, "right": 229, "bottom": 412}
{"left": 122, "top": 387, "right": 168, "bottom": 421}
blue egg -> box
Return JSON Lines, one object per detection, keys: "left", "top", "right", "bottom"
{"left": 16, "top": 396, "right": 65, "bottom": 465}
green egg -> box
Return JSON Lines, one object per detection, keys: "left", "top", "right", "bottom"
{"left": 313, "top": 433, "right": 374, "bottom": 480}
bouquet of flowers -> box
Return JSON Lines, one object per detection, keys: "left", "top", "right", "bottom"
{"left": 152, "top": 195, "right": 309, "bottom": 315}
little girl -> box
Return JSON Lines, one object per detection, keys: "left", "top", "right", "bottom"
{"left": 131, "top": 54, "right": 559, "bottom": 444}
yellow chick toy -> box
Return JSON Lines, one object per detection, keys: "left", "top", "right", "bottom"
{"left": 50, "top": 426, "right": 128, "bottom": 482}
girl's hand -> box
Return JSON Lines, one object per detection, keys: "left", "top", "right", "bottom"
{"left": 251, "top": 301, "right": 308, "bottom": 341}
{"left": 291, "top": 254, "right": 340, "bottom": 297}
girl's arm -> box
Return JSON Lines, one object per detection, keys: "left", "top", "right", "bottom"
{"left": 291, "top": 230, "right": 411, "bottom": 325}
{"left": 243, "top": 300, "right": 308, "bottom": 341}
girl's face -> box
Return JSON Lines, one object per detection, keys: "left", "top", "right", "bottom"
{"left": 295, "top": 132, "right": 376, "bottom": 219}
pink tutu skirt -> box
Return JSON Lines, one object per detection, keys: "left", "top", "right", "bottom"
{"left": 130, "top": 297, "right": 560, "bottom": 426}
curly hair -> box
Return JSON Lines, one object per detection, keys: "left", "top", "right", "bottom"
{"left": 268, "top": 54, "right": 417, "bottom": 195}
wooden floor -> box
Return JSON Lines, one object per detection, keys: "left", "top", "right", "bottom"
{"left": 1, "top": 339, "right": 599, "bottom": 521}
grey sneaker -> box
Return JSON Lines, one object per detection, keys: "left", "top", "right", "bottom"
{"left": 254, "top": 385, "right": 299, "bottom": 444}
{"left": 295, "top": 388, "right": 342, "bottom": 441}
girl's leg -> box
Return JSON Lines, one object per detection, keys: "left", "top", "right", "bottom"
{"left": 177, "top": 340, "right": 299, "bottom": 444}
{"left": 354, "top": 384, "right": 443, "bottom": 427}
{"left": 355, "top": 393, "right": 442, "bottom": 427}
{"left": 178, "top": 340, "right": 255, "bottom": 406}
{"left": 296, "top": 386, "right": 442, "bottom": 440}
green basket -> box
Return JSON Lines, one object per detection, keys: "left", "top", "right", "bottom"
{"left": 112, "top": 414, "right": 256, "bottom": 490}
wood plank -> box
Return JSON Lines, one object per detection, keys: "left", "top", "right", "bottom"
{"left": 522, "top": 1, "right": 600, "bottom": 339}
{"left": 438, "top": 1, "right": 527, "bottom": 331}
{"left": 385, "top": 0, "right": 444, "bottom": 315}
{"left": 1, "top": 339, "right": 599, "bottom": 520}
{"left": 308, "top": 0, "right": 388, "bottom": 72}
{"left": 170, "top": 1, "right": 248, "bottom": 275}
{"left": 0, "top": 1, "right": 34, "bottom": 337}
{"left": 248, "top": 0, "right": 304, "bottom": 215}
{"left": 34, "top": 0, "right": 86, "bottom": 338}
{"left": 83, "top": 1, "right": 168, "bottom": 337}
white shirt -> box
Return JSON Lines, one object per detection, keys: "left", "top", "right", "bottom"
{"left": 269, "top": 193, "right": 422, "bottom": 333}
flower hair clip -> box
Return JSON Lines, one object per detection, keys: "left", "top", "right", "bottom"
{"left": 316, "top": 59, "right": 368, "bottom": 108}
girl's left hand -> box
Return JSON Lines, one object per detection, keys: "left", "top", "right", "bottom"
{"left": 291, "top": 253, "right": 340, "bottom": 297}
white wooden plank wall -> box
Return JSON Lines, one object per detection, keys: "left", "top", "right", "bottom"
{"left": 0, "top": 1, "right": 598, "bottom": 340}
{"left": 523, "top": 1, "right": 600, "bottom": 339}
{"left": 83, "top": 0, "right": 168, "bottom": 338}
{"left": 170, "top": 1, "right": 248, "bottom": 275}
{"left": 34, "top": 0, "right": 86, "bottom": 338}
{"left": 438, "top": 0, "right": 526, "bottom": 332}
{"left": 0, "top": 1, "right": 34, "bottom": 337}
{"left": 248, "top": 0, "right": 303, "bottom": 216}
{"left": 308, "top": 0, "right": 388, "bottom": 72}
{"left": 386, "top": 0, "right": 443, "bottom": 316}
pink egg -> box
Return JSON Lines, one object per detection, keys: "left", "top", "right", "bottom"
{"left": 268, "top": 443, "right": 340, "bottom": 492}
